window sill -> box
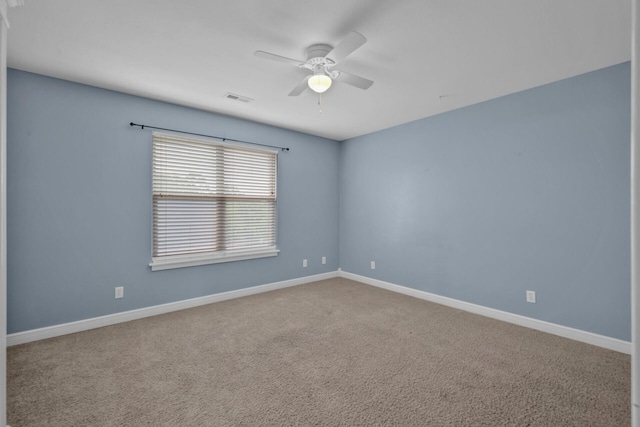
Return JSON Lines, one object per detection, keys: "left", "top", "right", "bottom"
{"left": 150, "top": 248, "right": 279, "bottom": 271}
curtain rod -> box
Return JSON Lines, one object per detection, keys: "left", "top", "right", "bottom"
{"left": 129, "top": 122, "right": 290, "bottom": 151}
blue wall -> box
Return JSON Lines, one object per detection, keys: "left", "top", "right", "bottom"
{"left": 340, "top": 63, "right": 631, "bottom": 341}
{"left": 7, "top": 70, "right": 340, "bottom": 334}
{"left": 8, "top": 63, "right": 632, "bottom": 342}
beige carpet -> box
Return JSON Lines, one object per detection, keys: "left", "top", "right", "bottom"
{"left": 8, "top": 278, "right": 630, "bottom": 426}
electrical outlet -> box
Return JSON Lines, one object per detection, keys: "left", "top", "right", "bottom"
{"left": 322, "top": 256, "right": 327, "bottom": 265}
{"left": 371, "top": 261, "right": 376, "bottom": 270}
{"left": 115, "top": 286, "right": 124, "bottom": 299}
{"left": 303, "top": 259, "right": 308, "bottom": 268}
{"left": 526, "top": 290, "right": 536, "bottom": 303}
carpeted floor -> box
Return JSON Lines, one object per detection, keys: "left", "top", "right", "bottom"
{"left": 7, "top": 278, "right": 630, "bottom": 426}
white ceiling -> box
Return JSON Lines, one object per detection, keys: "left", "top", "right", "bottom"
{"left": 6, "top": 0, "right": 632, "bottom": 141}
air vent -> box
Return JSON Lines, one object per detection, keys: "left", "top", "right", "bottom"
{"left": 224, "top": 93, "right": 253, "bottom": 103}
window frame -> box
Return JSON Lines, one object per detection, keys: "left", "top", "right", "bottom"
{"left": 149, "top": 132, "right": 279, "bottom": 271}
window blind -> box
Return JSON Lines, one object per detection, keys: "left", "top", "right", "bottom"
{"left": 151, "top": 132, "right": 277, "bottom": 268}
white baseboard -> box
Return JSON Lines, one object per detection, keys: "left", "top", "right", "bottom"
{"left": 339, "top": 271, "right": 632, "bottom": 355}
{"left": 8, "top": 270, "right": 631, "bottom": 355}
{"left": 7, "top": 271, "right": 339, "bottom": 347}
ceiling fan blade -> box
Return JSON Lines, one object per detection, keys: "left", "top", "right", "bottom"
{"left": 254, "top": 50, "right": 304, "bottom": 67}
{"left": 288, "top": 75, "right": 311, "bottom": 96}
{"left": 335, "top": 70, "right": 373, "bottom": 90}
{"left": 325, "top": 31, "right": 367, "bottom": 64}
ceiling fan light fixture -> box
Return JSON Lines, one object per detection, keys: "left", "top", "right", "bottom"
{"left": 308, "top": 72, "right": 332, "bottom": 93}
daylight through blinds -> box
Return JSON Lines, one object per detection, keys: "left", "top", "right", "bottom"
{"left": 152, "top": 133, "right": 277, "bottom": 258}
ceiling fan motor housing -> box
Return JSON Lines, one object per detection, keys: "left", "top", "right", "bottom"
{"left": 305, "top": 44, "right": 333, "bottom": 61}
{"left": 302, "top": 44, "right": 339, "bottom": 78}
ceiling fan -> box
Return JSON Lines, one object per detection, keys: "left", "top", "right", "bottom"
{"left": 255, "top": 31, "right": 374, "bottom": 96}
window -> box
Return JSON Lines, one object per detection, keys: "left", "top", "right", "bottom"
{"left": 150, "top": 132, "right": 278, "bottom": 271}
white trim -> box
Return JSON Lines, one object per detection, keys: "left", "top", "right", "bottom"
{"left": 150, "top": 248, "right": 279, "bottom": 271}
{"left": 339, "top": 271, "right": 632, "bottom": 355}
{"left": 8, "top": 269, "right": 631, "bottom": 355}
{"left": 0, "top": 2, "right": 7, "bottom": 29}
{"left": 0, "top": 8, "right": 7, "bottom": 427}
{"left": 7, "top": 271, "right": 338, "bottom": 346}
{"left": 632, "top": 0, "right": 640, "bottom": 422}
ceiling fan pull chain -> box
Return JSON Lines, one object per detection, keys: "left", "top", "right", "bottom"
{"left": 318, "top": 93, "right": 323, "bottom": 113}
